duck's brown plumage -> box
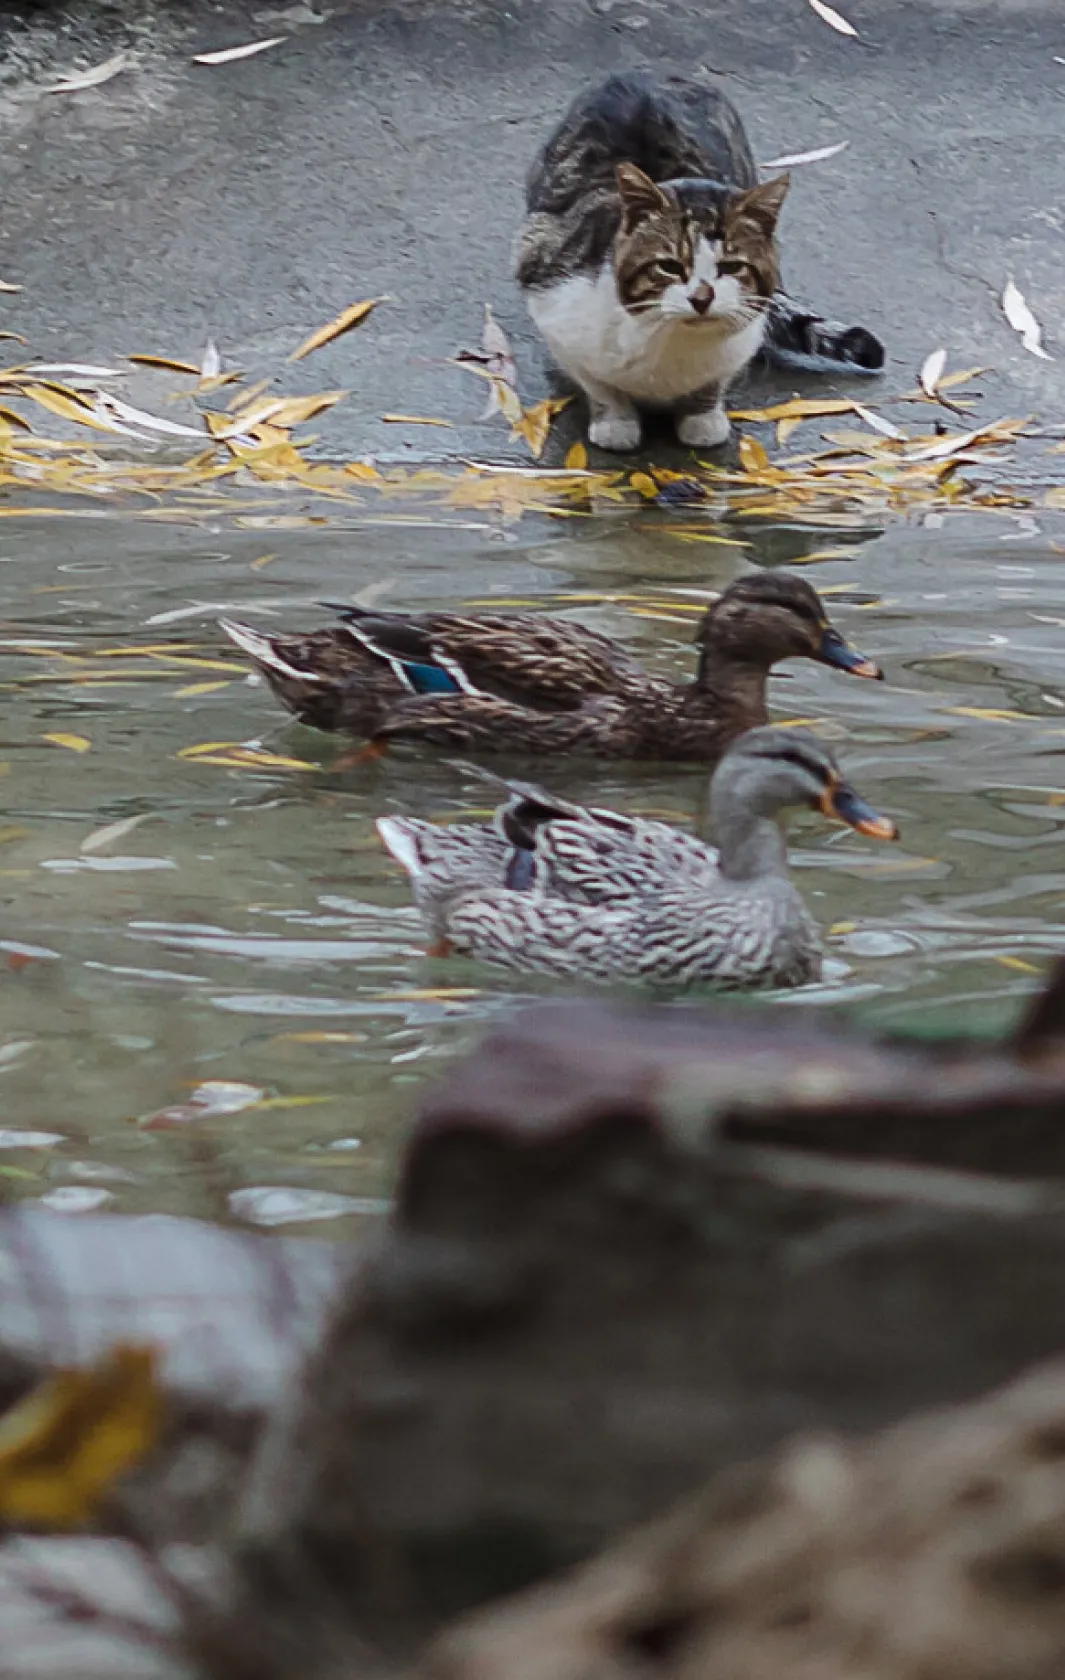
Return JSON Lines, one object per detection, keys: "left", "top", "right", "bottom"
{"left": 219, "top": 571, "right": 881, "bottom": 765}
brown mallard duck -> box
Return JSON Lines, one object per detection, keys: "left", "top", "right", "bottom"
{"left": 219, "top": 571, "right": 881, "bottom": 765}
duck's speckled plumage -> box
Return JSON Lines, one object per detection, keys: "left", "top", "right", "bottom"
{"left": 377, "top": 726, "right": 899, "bottom": 990}
{"left": 220, "top": 571, "right": 881, "bottom": 766}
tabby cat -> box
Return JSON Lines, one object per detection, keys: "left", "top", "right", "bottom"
{"left": 517, "top": 73, "right": 879, "bottom": 452}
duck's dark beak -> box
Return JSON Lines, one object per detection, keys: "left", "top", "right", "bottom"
{"left": 819, "top": 778, "right": 899, "bottom": 841}
{"left": 817, "top": 623, "right": 882, "bottom": 680}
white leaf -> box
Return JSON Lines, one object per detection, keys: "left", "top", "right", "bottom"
{"left": 758, "top": 140, "right": 849, "bottom": 169}
{"left": 0, "top": 280, "right": 22, "bottom": 294}
{"left": 919, "top": 348, "right": 948, "bottom": 398}
{"left": 853, "top": 403, "right": 904, "bottom": 440}
{"left": 200, "top": 338, "right": 222, "bottom": 379}
{"left": 81, "top": 812, "right": 151, "bottom": 854}
{"left": 193, "top": 37, "right": 286, "bottom": 65}
{"left": 47, "top": 51, "right": 131, "bottom": 93}
{"left": 1002, "top": 278, "right": 1052, "bottom": 360}
{"left": 805, "top": 0, "right": 859, "bottom": 37}
{"left": 29, "top": 362, "right": 125, "bottom": 378}
{"left": 96, "top": 394, "right": 206, "bottom": 438}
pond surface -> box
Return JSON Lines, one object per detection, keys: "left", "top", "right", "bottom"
{"left": 0, "top": 501, "right": 1062, "bottom": 1231}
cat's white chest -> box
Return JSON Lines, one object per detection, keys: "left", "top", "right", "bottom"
{"left": 526, "top": 266, "right": 765, "bottom": 404}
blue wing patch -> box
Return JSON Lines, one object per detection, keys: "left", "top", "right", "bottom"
{"left": 401, "top": 661, "right": 462, "bottom": 696}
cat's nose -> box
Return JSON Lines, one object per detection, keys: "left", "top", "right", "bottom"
{"left": 689, "top": 283, "right": 715, "bottom": 314}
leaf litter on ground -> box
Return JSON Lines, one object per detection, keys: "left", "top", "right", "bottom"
{"left": 0, "top": 298, "right": 1060, "bottom": 534}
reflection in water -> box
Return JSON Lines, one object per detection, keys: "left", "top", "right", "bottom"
{"left": 0, "top": 510, "right": 1063, "bottom": 1224}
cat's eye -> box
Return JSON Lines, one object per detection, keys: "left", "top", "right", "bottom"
{"left": 718, "top": 258, "right": 751, "bottom": 277}
{"left": 653, "top": 258, "right": 687, "bottom": 281}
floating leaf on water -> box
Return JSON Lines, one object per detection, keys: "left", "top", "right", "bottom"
{"left": 42, "top": 733, "right": 91, "bottom": 753}
{"left": 81, "top": 812, "right": 150, "bottom": 854}
{"left": 229, "top": 1187, "right": 383, "bottom": 1227}
{"left": 46, "top": 51, "right": 132, "bottom": 93}
{"left": 945, "top": 706, "right": 1030, "bottom": 721}
{"left": 174, "top": 679, "right": 230, "bottom": 697}
{"left": 758, "top": 140, "right": 849, "bottom": 169}
{"left": 192, "top": 37, "right": 286, "bottom": 64}
{"left": 919, "top": 348, "right": 948, "bottom": 398}
{"left": 274, "top": 1030, "right": 368, "bottom": 1044}
{"left": 382, "top": 987, "right": 482, "bottom": 1003}
{"left": 289, "top": 297, "right": 389, "bottom": 362}
{"left": 139, "top": 1079, "right": 263, "bottom": 1128}
{"left": 805, "top": 0, "right": 858, "bottom": 36}
{"left": 381, "top": 413, "right": 455, "bottom": 426}
{"left": 1002, "top": 278, "right": 1052, "bottom": 360}
{"left": 177, "top": 740, "right": 317, "bottom": 770}
{"left": 995, "top": 954, "right": 1043, "bottom": 975}
{"left": 0, "top": 1344, "right": 160, "bottom": 1529}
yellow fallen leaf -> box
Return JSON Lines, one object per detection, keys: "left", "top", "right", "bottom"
{"left": 994, "top": 954, "right": 1043, "bottom": 975}
{"left": 381, "top": 413, "right": 455, "bottom": 427}
{"left": 259, "top": 391, "right": 350, "bottom": 429}
{"left": 42, "top": 732, "right": 91, "bottom": 753}
{"left": 177, "top": 740, "right": 245, "bottom": 758}
{"left": 0, "top": 1345, "right": 161, "bottom": 1529}
{"left": 738, "top": 435, "right": 772, "bottom": 474}
{"left": 455, "top": 361, "right": 523, "bottom": 424}
{"left": 178, "top": 741, "right": 317, "bottom": 770}
{"left": 249, "top": 553, "right": 277, "bottom": 571}
{"left": 629, "top": 472, "right": 659, "bottom": 499}
{"left": 288, "top": 297, "right": 389, "bottom": 362}
{"left": 730, "top": 398, "right": 858, "bottom": 422}
{"left": 565, "top": 441, "right": 588, "bottom": 470}
{"left": 126, "top": 354, "right": 202, "bottom": 375}
{"left": 511, "top": 396, "right": 571, "bottom": 458}
{"left": 274, "top": 1030, "right": 368, "bottom": 1044}
{"left": 174, "top": 680, "right": 231, "bottom": 697}
{"left": 381, "top": 987, "right": 482, "bottom": 1002}
{"left": 945, "top": 706, "right": 1030, "bottom": 721}
{"left": 19, "top": 386, "right": 125, "bottom": 434}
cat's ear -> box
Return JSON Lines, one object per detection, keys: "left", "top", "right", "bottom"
{"left": 616, "top": 163, "right": 671, "bottom": 227}
{"left": 728, "top": 174, "right": 790, "bottom": 236}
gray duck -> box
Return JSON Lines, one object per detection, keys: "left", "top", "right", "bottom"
{"left": 377, "top": 725, "right": 898, "bottom": 989}
{"left": 219, "top": 571, "right": 881, "bottom": 766}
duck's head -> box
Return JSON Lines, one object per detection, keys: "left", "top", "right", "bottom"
{"left": 712, "top": 725, "right": 898, "bottom": 840}
{"left": 696, "top": 572, "right": 883, "bottom": 679}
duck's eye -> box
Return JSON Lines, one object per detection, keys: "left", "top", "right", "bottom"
{"left": 653, "top": 257, "right": 687, "bottom": 281}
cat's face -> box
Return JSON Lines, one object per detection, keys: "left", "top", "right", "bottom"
{"left": 612, "top": 163, "right": 789, "bottom": 327}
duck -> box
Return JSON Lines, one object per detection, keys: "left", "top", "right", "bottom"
{"left": 219, "top": 571, "right": 882, "bottom": 766}
{"left": 376, "top": 725, "right": 898, "bottom": 989}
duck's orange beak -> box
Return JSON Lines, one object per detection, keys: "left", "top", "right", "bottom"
{"left": 817, "top": 623, "right": 883, "bottom": 680}
{"left": 819, "top": 777, "right": 898, "bottom": 840}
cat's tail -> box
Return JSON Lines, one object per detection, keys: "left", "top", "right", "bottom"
{"left": 763, "top": 293, "right": 885, "bottom": 376}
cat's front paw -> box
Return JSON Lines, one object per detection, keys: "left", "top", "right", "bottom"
{"left": 588, "top": 413, "right": 642, "bottom": 452}
{"left": 676, "top": 408, "right": 731, "bottom": 449}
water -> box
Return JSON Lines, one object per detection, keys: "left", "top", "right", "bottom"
{"left": 0, "top": 503, "right": 1062, "bottom": 1231}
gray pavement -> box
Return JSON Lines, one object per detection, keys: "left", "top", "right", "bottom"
{"left": 0, "top": 0, "right": 1062, "bottom": 462}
